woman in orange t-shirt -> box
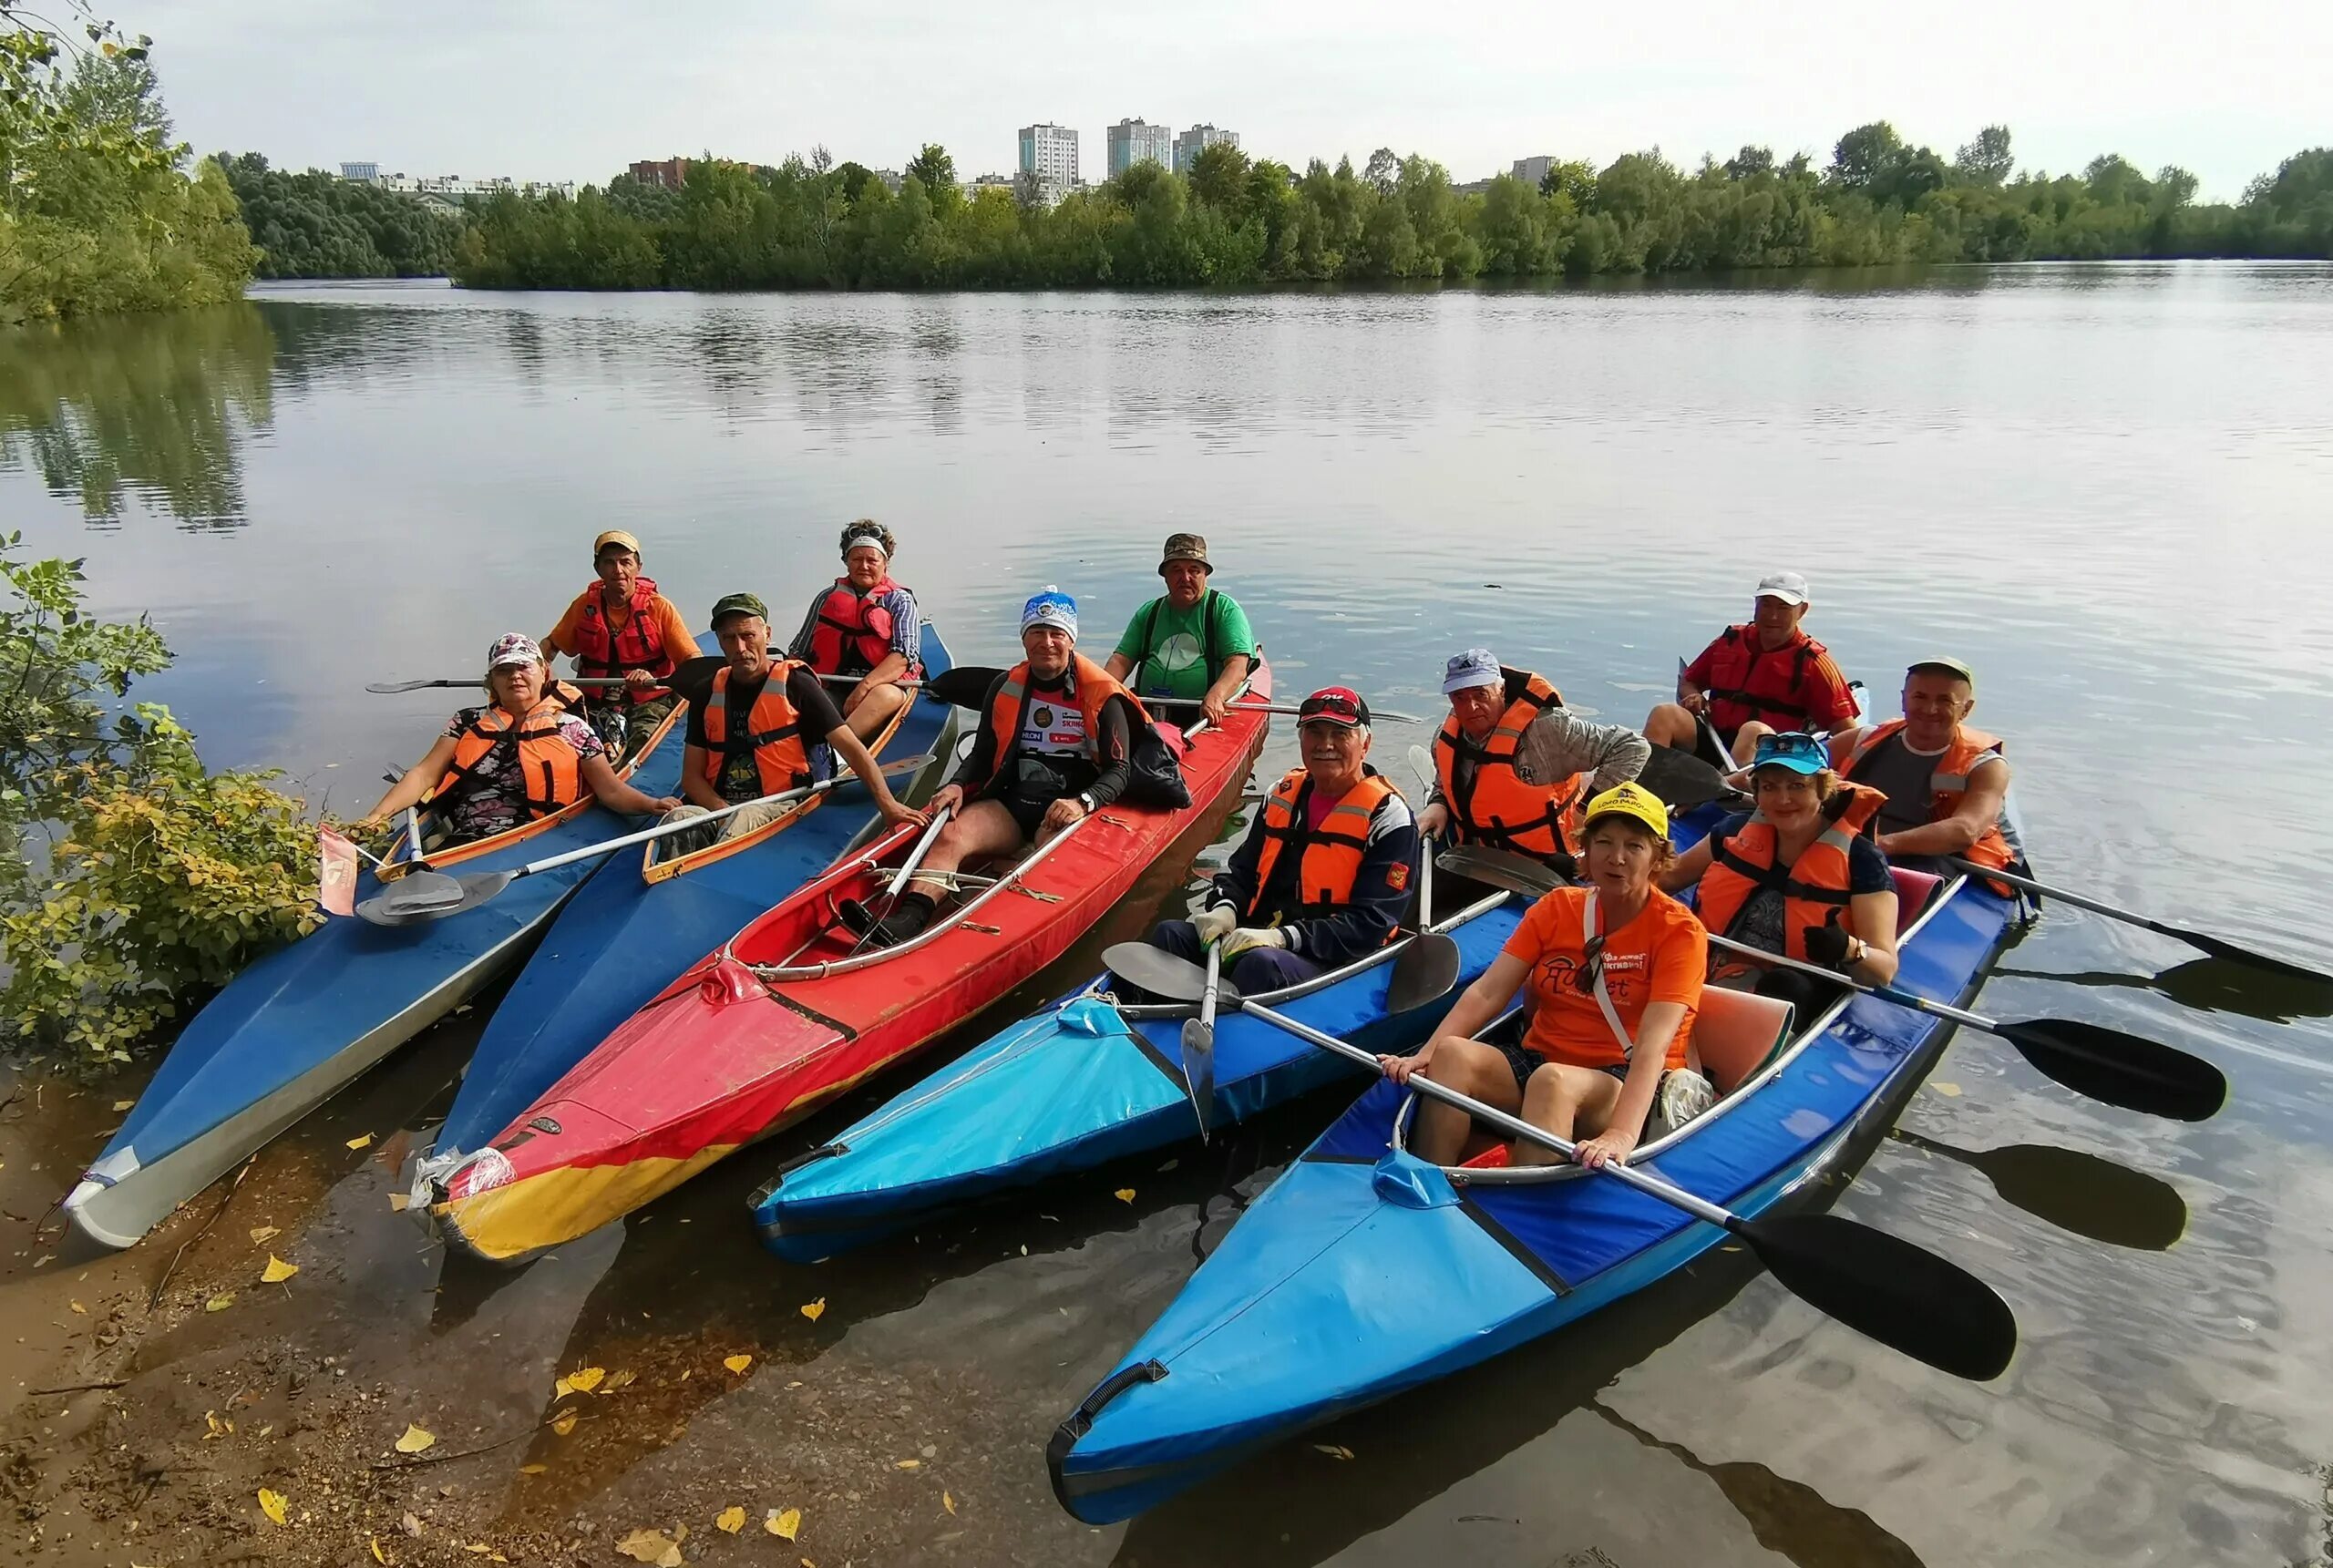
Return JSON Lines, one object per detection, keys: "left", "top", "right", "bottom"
{"left": 1381, "top": 783, "right": 1707, "bottom": 1170}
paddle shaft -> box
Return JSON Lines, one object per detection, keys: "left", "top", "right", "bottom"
{"left": 1198, "top": 941, "right": 1223, "bottom": 1030}
{"left": 882, "top": 804, "right": 954, "bottom": 900}
{"left": 1706, "top": 931, "right": 2000, "bottom": 1034}
{"left": 1945, "top": 858, "right": 2297, "bottom": 948}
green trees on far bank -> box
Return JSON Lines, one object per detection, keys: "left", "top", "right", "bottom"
{"left": 212, "top": 154, "right": 464, "bottom": 279}
{"left": 450, "top": 125, "right": 2333, "bottom": 293}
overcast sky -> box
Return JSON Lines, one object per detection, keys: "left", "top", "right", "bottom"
{"left": 144, "top": 0, "right": 2321, "bottom": 202}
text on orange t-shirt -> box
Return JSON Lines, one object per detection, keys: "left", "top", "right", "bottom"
{"left": 546, "top": 587, "right": 700, "bottom": 671}
{"left": 1500, "top": 885, "right": 1706, "bottom": 1071}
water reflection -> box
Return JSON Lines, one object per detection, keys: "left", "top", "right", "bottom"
{"left": 0, "top": 303, "right": 273, "bottom": 528}
{"left": 1886, "top": 1128, "right": 2188, "bottom": 1251}
{"left": 1999, "top": 958, "right": 2333, "bottom": 1026}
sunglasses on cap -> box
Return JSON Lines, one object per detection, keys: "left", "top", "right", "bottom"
{"left": 1297, "top": 689, "right": 1369, "bottom": 727}
{"left": 1751, "top": 731, "right": 1830, "bottom": 769}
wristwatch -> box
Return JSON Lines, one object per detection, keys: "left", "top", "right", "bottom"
{"left": 1077, "top": 792, "right": 1096, "bottom": 814}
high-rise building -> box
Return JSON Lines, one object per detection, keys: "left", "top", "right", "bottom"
{"left": 1106, "top": 118, "right": 1173, "bottom": 178}
{"left": 1512, "top": 155, "right": 1555, "bottom": 189}
{"left": 1171, "top": 125, "right": 1239, "bottom": 174}
{"left": 1018, "top": 123, "right": 1079, "bottom": 191}
{"left": 339, "top": 161, "right": 379, "bottom": 182}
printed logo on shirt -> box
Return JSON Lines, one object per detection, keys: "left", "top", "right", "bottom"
{"left": 1149, "top": 630, "right": 1203, "bottom": 674}
{"left": 1386, "top": 862, "right": 1410, "bottom": 891}
{"left": 1536, "top": 949, "right": 1650, "bottom": 1005}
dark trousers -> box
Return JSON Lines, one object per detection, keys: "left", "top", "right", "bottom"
{"left": 1122, "top": 917, "right": 1327, "bottom": 999}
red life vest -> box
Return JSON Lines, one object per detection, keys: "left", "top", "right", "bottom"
{"left": 1695, "top": 782, "right": 1886, "bottom": 973}
{"left": 1432, "top": 669, "right": 1583, "bottom": 864}
{"left": 1697, "top": 624, "right": 1836, "bottom": 737}
{"left": 806, "top": 577, "right": 902, "bottom": 675}
{"left": 568, "top": 577, "right": 675, "bottom": 702}
{"left": 701, "top": 661, "right": 816, "bottom": 798}
{"left": 435, "top": 697, "right": 586, "bottom": 823}
{"left": 982, "top": 655, "right": 1146, "bottom": 774}
{"left": 1248, "top": 766, "right": 1402, "bottom": 931}
{"left": 1843, "top": 721, "right": 2016, "bottom": 882}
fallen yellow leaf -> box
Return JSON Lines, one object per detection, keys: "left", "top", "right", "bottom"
{"left": 113, "top": 1099, "right": 135, "bottom": 1112}
{"left": 518, "top": 1463, "right": 548, "bottom": 1476}
{"left": 205, "top": 1291, "right": 236, "bottom": 1312}
{"left": 716, "top": 1505, "right": 745, "bottom": 1534}
{"left": 258, "top": 1488, "right": 288, "bottom": 1525}
{"left": 723, "top": 1353, "right": 753, "bottom": 1374}
{"left": 370, "top": 1535, "right": 387, "bottom": 1564}
{"left": 388, "top": 1193, "right": 411, "bottom": 1212}
{"left": 249, "top": 1225, "right": 279, "bottom": 1245}
{"left": 942, "top": 1491, "right": 956, "bottom": 1516}
{"left": 766, "top": 1506, "right": 802, "bottom": 1540}
{"left": 550, "top": 1409, "right": 579, "bottom": 1436}
{"left": 394, "top": 1423, "right": 435, "bottom": 1455}
{"left": 1931, "top": 1081, "right": 1964, "bottom": 1097}
{"left": 1115, "top": 1187, "right": 1136, "bottom": 1204}
{"left": 563, "top": 1366, "right": 605, "bottom": 1393}
{"left": 346, "top": 1132, "right": 375, "bottom": 1150}
{"left": 68, "top": 1299, "right": 86, "bottom": 1314}
{"left": 1312, "top": 1442, "right": 1355, "bottom": 1460}
{"left": 799, "top": 1299, "right": 826, "bottom": 1322}
{"left": 204, "top": 1411, "right": 231, "bottom": 1438}
{"left": 895, "top": 1458, "right": 920, "bottom": 1470}
{"left": 601, "top": 1368, "right": 636, "bottom": 1392}
{"left": 615, "top": 1526, "right": 683, "bottom": 1565}
{"left": 260, "top": 1255, "right": 299, "bottom": 1284}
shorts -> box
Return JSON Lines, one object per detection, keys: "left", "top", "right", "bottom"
{"left": 1493, "top": 1040, "right": 1631, "bottom": 1095}
{"left": 992, "top": 755, "right": 1096, "bottom": 840}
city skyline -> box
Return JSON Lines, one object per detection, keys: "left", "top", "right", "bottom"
{"left": 139, "top": 0, "right": 2328, "bottom": 204}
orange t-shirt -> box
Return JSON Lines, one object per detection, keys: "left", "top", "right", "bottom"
{"left": 546, "top": 588, "right": 699, "bottom": 671}
{"left": 1501, "top": 886, "right": 1706, "bottom": 1071}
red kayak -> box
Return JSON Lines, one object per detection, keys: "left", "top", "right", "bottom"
{"left": 427, "top": 661, "right": 1271, "bottom": 1263}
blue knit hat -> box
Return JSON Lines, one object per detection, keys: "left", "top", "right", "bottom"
{"left": 1021, "top": 586, "right": 1078, "bottom": 641}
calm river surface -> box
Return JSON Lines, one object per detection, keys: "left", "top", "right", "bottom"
{"left": 5, "top": 266, "right": 2333, "bottom": 1566}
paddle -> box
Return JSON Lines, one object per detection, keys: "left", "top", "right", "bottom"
{"left": 354, "top": 754, "right": 931, "bottom": 927}
{"left": 1703, "top": 932, "right": 2225, "bottom": 1122}
{"left": 1635, "top": 743, "right": 1745, "bottom": 813}
{"left": 1887, "top": 1128, "right": 2188, "bottom": 1251}
{"left": 1180, "top": 943, "right": 1223, "bottom": 1142}
{"left": 1102, "top": 943, "right": 2017, "bottom": 1382}
{"left": 920, "top": 664, "right": 1425, "bottom": 724}
{"left": 366, "top": 676, "right": 635, "bottom": 695}
{"left": 1946, "top": 859, "right": 2333, "bottom": 985}
{"left": 837, "top": 804, "right": 956, "bottom": 953}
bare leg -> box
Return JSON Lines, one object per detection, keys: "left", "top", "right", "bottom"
{"left": 1728, "top": 720, "right": 1774, "bottom": 768}
{"left": 1511, "top": 1063, "right": 1622, "bottom": 1166}
{"left": 1409, "top": 1034, "right": 1526, "bottom": 1165}
{"left": 1643, "top": 702, "right": 1700, "bottom": 752}
{"left": 843, "top": 681, "right": 909, "bottom": 743}
{"left": 907, "top": 798, "right": 1024, "bottom": 894}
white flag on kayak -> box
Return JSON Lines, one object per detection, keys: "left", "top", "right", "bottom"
{"left": 318, "top": 825, "right": 358, "bottom": 917}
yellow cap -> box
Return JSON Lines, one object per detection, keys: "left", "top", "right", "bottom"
{"left": 1580, "top": 782, "right": 1670, "bottom": 842}
{"left": 592, "top": 529, "right": 642, "bottom": 558}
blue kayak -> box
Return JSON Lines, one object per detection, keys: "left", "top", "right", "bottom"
{"left": 421, "top": 626, "right": 957, "bottom": 1180}
{"left": 1048, "top": 864, "right": 2020, "bottom": 1523}
{"left": 62, "top": 703, "right": 693, "bottom": 1250}
{"left": 751, "top": 881, "right": 1521, "bottom": 1262}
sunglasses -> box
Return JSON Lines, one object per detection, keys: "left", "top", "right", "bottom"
{"left": 1571, "top": 933, "right": 1608, "bottom": 996}
{"left": 1752, "top": 731, "right": 1829, "bottom": 767}
{"left": 1298, "top": 694, "right": 1365, "bottom": 724}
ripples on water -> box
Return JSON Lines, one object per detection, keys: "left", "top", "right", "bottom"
{"left": 5, "top": 264, "right": 2333, "bottom": 1565}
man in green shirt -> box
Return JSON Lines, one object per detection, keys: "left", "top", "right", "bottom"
{"left": 1105, "top": 532, "right": 1256, "bottom": 725}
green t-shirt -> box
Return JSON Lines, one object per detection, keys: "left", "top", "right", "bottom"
{"left": 1113, "top": 589, "right": 1256, "bottom": 702}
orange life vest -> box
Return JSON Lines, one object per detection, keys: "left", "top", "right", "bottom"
{"left": 806, "top": 577, "right": 902, "bottom": 675}
{"left": 982, "top": 655, "right": 1146, "bottom": 773}
{"left": 1697, "top": 624, "right": 1835, "bottom": 736}
{"left": 1248, "top": 766, "right": 1402, "bottom": 930}
{"left": 1695, "top": 782, "right": 1886, "bottom": 973}
{"left": 1842, "top": 721, "right": 2016, "bottom": 878}
{"left": 1432, "top": 670, "right": 1583, "bottom": 863}
{"left": 435, "top": 697, "right": 587, "bottom": 822}
{"left": 701, "top": 661, "right": 816, "bottom": 798}
{"left": 567, "top": 577, "right": 675, "bottom": 702}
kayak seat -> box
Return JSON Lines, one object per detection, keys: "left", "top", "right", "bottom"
{"left": 1691, "top": 987, "right": 1795, "bottom": 1097}
{"left": 1891, "top": 867, "right": 1941, "bottom": 933}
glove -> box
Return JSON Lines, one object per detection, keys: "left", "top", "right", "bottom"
{"left": 1221, "top": 925, "right": 1287, "bottom": 960}
{"left": 1802, "top": 922, "right": 1853, "bottom": 969}
{"left": 1192, "top": 903, "right": 1238, "bottom": 947}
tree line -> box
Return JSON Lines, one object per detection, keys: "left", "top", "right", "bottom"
{"left": 212, "top": 152, "right": 464, "bottom": 280}
{"left": 447, "top": 130, "right": 2333, "bottom": 292}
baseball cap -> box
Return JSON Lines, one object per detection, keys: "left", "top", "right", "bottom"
{"left": 1907, "top": 656, "right": 1976, "bottom": 690}
{"left": 1021, "top": 587, "right": 1078, "bottom": 640}
{"left": 593, "top": 529, "right": 642, "bottom": 558}
{"left": 709, "top": 591, "right": 768, "bottom": 626}
{"left": 1750, "top": 731, "right": 1831, "bottom": 775}
{"left": 1158, "top": 533, "right": 1211, "bottom": 575}
{"left": 1580, "top": 782, "right": 1670, "bottom": 841}
{"left": 1441, "top": 648, "right": 1502, "bottom": 695}
{"left": 486, "top": 632, "right": 544, "bottom": 671}
{"left": 1754, "top": 571, "right": 1810, "bottom": 607}
{"left": 1297, "top": 686, "right": 1370, "bottom": 728}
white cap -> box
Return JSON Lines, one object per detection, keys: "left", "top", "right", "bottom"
{"left": 1754, "top": 571, "right": 1810, "bottom": 607}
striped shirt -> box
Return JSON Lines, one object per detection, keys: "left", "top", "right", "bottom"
{"left": 786, "top": 583, "right": 923, "bottom": 672}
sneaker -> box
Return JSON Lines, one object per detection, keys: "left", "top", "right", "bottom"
{"left": 1654, "top": 1069, "right": 1716, "bottom": 1133}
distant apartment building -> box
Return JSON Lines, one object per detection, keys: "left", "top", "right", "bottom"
{"left": 374, "top": 172, "right": 575, "bottom": 200}
{"left": 1105, "top": 118, "right": 1172, "bottom": 178}
{"left": 1171, "top": 125, "right": 1238, "bottom": 174}
{"left": 339, "top": 160, "right": 380, "bottom": 182}
{"left": 629, "top": 157, "right": 690, "bottom": 190}
{"left": 1018, "top": 122, "right": 1079, "bottom": 188}
{"left": 1512, "top": 155, "right": 1555, "bottom": 188}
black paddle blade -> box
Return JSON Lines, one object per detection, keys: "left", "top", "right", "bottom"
{"left": 1434, "top": 845, "right": 1564, "bottom": 900}
{"left": 1739, "top": 1211, "right": 2016, "bottom": 1382}
{"left": 1995, "top": 1018, "right": 2227, "bottom": 1122}
{"left": 1636, "top": 743, "right": 1739, "bottom": 813}
{"left": 2170, "top": 926, "right": 2333, "bottom": 987}
{"left": 1178, "top": 1019, "right": 1217, "bottom": 1141}
{"left": 1103, "top": 942, "right": 1210, "bottom": 1003}
{"left": 924, "top": 665, "right": 1006, "bottom": 710}
{"left": 1386, "top": 932, "right": 1463, "bottom": 1014}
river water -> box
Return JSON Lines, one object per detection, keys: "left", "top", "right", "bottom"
{"left": 5, "top": 266, "right": 2333, "bottom": 1566}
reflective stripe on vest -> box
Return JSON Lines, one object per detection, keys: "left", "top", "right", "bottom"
{"left": 806, "top": 576, "right": 899, "bottom": 675}
{"left": 435, "top": 698, "right": 586, "bottom": 822}
{"left": 703, "top": 661, "right": 814, "bottom": 797}
{"left": 569, "top": 577, "right": 673, "bottom": 701}
{"left": 1694, "top": 781, "right": 1886, "bottom": 966}
{"left": 1844, "top": 720, "right": 2014, "bottom": 876}
{"left": 1432, "top": 669, "right": 1583, "bottom": 861}
{"left": 1248, "top": 766, "right": 1401, "bottom": 928}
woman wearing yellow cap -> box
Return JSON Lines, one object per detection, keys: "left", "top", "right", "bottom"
{"left": 1380, "top": 783, "right": 1711, "bottom": 1170}
{"left": 541, "top": 530, "right": 703, "bottom": 760}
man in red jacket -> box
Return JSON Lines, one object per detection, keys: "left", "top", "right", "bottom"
{"left": 1642, "top": 571, "right": 1859, "bottom": 768}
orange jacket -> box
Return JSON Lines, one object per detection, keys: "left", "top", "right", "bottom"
{"left": 982, "top": 655, "right": 1146, "bottom": 773}
{"left": 703, "top": 661, "right": 816, "bottom": 797}
{"left": 436, "top": 698, "right": 586, "bottom": 822}
{"left": 1843, "top": 721, "right": 2014, "bottom": 877}
{"left": 1696, "top": 782, "right": 1886, "bottom": 970}
{"left": 566, "top": 577, "right": 678, "bottom": 702}
{"left": 1432, "top": 670, "right": 1582, "bottom": 862}
{"left": 1249, "top": 767, "right": 1403, "bottom": 932}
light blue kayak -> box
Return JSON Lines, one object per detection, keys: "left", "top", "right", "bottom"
{"left": 751, "top": 881, "right": 1520, "bottom": 1262}
{"left": 63, "top": 703, "right": 693, "bottom": 1250}
{"left": 420, "top": 626, "right": 957, "bottom": 1184}
{"left": 1048, "top": 863, "right": 2020, "bottom": 1523}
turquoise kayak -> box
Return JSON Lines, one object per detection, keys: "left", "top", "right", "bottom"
{"left": 62, "top": 702, "right": 692, "bottom": 1250}
{"left": 1048, "top": 863, "right": 2019, "bottom": 1523}
{"left": 419, "top": 626, "right": 957, "bottom": 1186}
{"left": 751, "top": 878, "right": 1519, "bottom": 1262}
